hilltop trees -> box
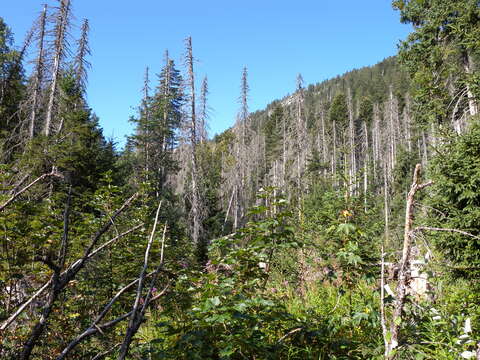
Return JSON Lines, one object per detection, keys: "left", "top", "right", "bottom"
{"left": 394, "top": 0, "right": 480, "bottom": 131}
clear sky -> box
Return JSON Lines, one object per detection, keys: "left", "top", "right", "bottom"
{"left": 2, "top": 1, "right": 411, "bottom": 148}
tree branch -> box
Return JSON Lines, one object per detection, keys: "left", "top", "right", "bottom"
{"left": 0, "top": 223, "right": 143, "bottom": 332}
{"left": 0, "top": 170, "right": 62, "bottom": 212}
{"left": 413, "top": 226, "right": 480, "bottom": 241}
{"left": 18, "top": 193, "right": 138, "bottom": 360}
{"left": 118, "top": 201, "right": 162, "bottom": 359}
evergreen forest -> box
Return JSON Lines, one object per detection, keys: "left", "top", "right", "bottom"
{"left": 1, "top": 1, "right": 480, "bottom": 359}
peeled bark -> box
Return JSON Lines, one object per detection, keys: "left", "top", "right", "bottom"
{"left": 384, "top": 164, "right": 432, "bottom": 358}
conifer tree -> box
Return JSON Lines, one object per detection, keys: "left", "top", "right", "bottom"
{"left": 44, "top": 0, "right": 71, "bottom": 136}
{"left": 184, "top": 36, "right": 204, "bottom": 257}
{"left": 198, "top": 76, "right": 209, "bottom": 144}
{"left": 29, "top": 5, "right": 48, "bottom": 139}
{"left": 393, "top": 0, "right": 480, "bottom": 130}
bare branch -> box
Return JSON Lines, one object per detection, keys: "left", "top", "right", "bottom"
{"left": 413, "top": 226, "right": 480, "bottom": 241}
{"left": 118, "top": 201, "right": 162, "bottom": 359}
{"left": 56, "top": 271, "right": 156, "bottom": 360}
{"left": 90, "top": 343, "right": 121, "bottom": 360}
{"left": 0, "top": 222, "right": 143, "bottom": 332}
{"left": 0, "top": 170, "right": 63, "bottom": 212}
{"left": 15, "top": 193, "right": 138, "bottom": 359}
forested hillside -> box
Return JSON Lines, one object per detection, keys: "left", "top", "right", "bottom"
{"left": 1, "top": 0, "right": 480, "bottom": 359}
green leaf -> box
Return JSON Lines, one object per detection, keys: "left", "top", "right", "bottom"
{"left": 394, "top": 316, "right": 402, "bottom": 326}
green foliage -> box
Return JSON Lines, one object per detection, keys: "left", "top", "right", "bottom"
{"left": 302, "top": 182, "right": 381, "bottom": 283}
{"left": 0, "top": 17, "right": 24, "bottom": 159}
{"left": 393, "top": 0, "right": 480, "bottom": 125}
{"left": 329, "top": 93, "right": 349, "bottom": 130}
{"left": 128, "top": 58, "right": 184, "bottom": 197}
{"left": 141, "top": 190, "right": 302, "bottom": 359}
{"left": 428, "top": 122, "right": 480, "bottom": 279}
{"left": 358, "top": 96, "right": 373, "bottom": 125}
{"left": 263, "top": 104, "right": 285, "bottom": 166}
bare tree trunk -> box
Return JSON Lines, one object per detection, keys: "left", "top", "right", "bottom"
{"left": 199, "top": 76, "right": 209, "bottom": 144}
{"left": 384, "top": 164, "right": 432, "bottom": 358}
{"left": 143, "top": 67, "right": 150, "bottom": 176}
{"left": 372, "top": 105, "right": 378, "bottom": 182}
{"left": 320, "top": 104, "right": 327, "bottom": 178}
{"left": 347, "top": 88, "right": 356, "bottom": 195}
{"left": 185, "top": 37, "right": 202, "bottom": 248}
{"left": 363, "top": 120, "right": 369, "bottom": 212}
{"left": 421, "top": 130, "right": 428, "bottom": 166}
{"left": 44, "top": 0, "right": 71, "bottom": 136}
{"left": 29, "top": 5, "right": 47, "bottom": 139}
{"left": 295, "top": 74, "right": 305, "bottom": 198}
{"left": 463, "top": 51, "right": 478, "bottom": 117}
{"left": 73, "top": 18, "right": 91, "bottom": 98}
{"left": 404, "top": 96, "right": 412, "bottom": 152}
{"left": 333, "top": 119, "right": 337, "bottom": 185}
{"left": 383, "top": 164, "right": 389, "bottom": 246}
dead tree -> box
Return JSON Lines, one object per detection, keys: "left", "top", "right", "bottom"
{"left": 295, "top": 74, "right": 306, "bottom": 198}
{"left": 233, "top": 66, "right": 250, "bottom": 229}
{"left": 462, "top": 51, "right": 478, "bottom": 117}
{"left": 184, "top": 37, "right": 203, "bottom": 251}
{"left": 142, "top": 67, "right": 151, "bottom": 175}
{"left": 29, "top": 5, "right": 48, "bottom": 139}
{"left": 383, "top": 164, "right": 432, "bottom": 358}
{"left": 44, "top": 0, "right": 71, "bottom": 136}
{"left": 347, "top": 87, "right": 356, "bottom": 195}
{"left": 74, "top": 18, "right": 91, "bottom": 97}
{"left": 198, "top": 76, "right": 209, "bottom": 144}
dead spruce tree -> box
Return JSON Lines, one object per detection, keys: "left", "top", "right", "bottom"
{"left": 382, "top": 164, "right": 433, "bottom": 358}
{"left": 198, "top": 75, "right": 209, "bottom": 144}
{"left": 29, "top": 5, "right": 48, "bottom": 139}
{"left": 294, "top": 74, "right": 306, "bottom": 198}
{"left": 228, "top": 67, "right": 250, "bottom": 230}
{"left": 184, "top": 37, "right": 205, "bottom": 259}
{"left": 73, "top": 19, "right": 91, "bottom": 99}
{"left": 44, "top": 0, "right": 71, "bottom": 136}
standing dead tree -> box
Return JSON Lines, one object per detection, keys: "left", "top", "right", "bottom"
{"left": 198, "top": 76, "right": 209, "bottom": 144}
{"left": 73, "top": 19, "right": 91, "bottom": 95}
{"left": 28, "top": 5, "right": 48, "bottom": 139}
{"left": 229, "top": 66, "right": 250, "bottom": 230}
{"left": 383, "top": 164, "right": 432, "bottom": 358}
{"left": 294, "top": 74, "right": 306, "bottom": 199}
{"left": 44, "top": 0, "right": 71, "bottom": 136}
{"left": 184, "top": 36, "right": 204, "bottom": 254}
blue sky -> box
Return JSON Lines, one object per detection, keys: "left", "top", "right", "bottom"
{"left": 2, "top": 1, "right": 411, "bottom": 148}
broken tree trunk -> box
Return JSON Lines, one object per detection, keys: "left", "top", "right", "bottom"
{"left": 384, "top": 164, "right": 432, "bottom": 358}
